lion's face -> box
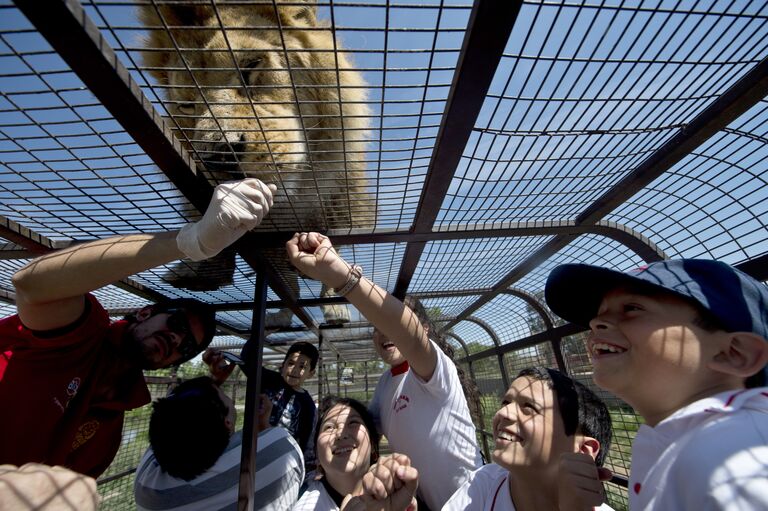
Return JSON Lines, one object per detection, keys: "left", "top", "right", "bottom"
{"left": 140, "top": 2, "right": 373, "bottom": 228}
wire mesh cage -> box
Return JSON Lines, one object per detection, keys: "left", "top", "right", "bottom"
{"left": 1, "top": 0, "right": 767, "bottom": 509}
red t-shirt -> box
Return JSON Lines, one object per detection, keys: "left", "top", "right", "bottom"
{"left": 0, "top": 294, "right": 151, "bottom": 477}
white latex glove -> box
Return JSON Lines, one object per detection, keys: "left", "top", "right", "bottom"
{"left": 177, "top": 179, "right": 276, "bottom": 261}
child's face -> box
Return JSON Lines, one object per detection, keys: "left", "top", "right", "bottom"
{"left": 492, "top": 376, "right": 578, "bottom": 472}
{"left": 373, "top": 329, "right": 406, "bottom": 367}
{"left": 317, "top": 404, "right": 372, "bottom": 481}
{"left": 588, "top": 288, "right": 726, "bottom": 419}
{"left": 281, "top": 352, "right": 314, "bottom": 390}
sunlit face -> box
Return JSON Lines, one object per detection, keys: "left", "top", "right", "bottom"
{"left": 492, "top": 377, "right": 577, "bottom": 473}
{"left": 127, "top": 310, "right": 205, "bottom": 369}
{"left": 372, "top": 329, "right": 406, "bottom": 367}
{"left": 281, "top": 352, "right": 315, "bottom": 390}
{"left": 588, "top": 288, "right": 723, "bottom": 414}
{"left": 317, "top": 404, "right": 372, "bottom": 482}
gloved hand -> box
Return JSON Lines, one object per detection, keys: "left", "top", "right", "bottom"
{"left": 177, "top": 179, "right": 276, "bottom": 261}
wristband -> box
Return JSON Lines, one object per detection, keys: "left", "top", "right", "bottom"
{"left": 335, "top": 264, "right": 363, "bottom": 297}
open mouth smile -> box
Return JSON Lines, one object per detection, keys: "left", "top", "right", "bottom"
{"left": 494, "top": 429, "right": 523, "bottom": 445}
{"left": 332, "top": 445, "right": 357, "bottom": 455}
{"left": 590, "top": 341, "right": 627, "bottom": 357}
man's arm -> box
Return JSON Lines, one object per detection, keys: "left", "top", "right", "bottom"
{"left": 286, "top": 232, "right": 437, "bottom": 381}
{"left": 13, "top": 232, "right": 183, "bottom": 331}
{"left": 13, "top": 179, "right": 276, "bottom": 332}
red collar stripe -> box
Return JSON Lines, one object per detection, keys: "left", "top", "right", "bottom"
{"left": 391, "top": 361, "right": 409, "bottom": 376}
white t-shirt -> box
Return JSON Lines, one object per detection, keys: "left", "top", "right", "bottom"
{"left": 630, "top": 387, "right": 768, "bottom": 510}
{"left": 292, "top": 479, "right": 339, "bottom": 511}
{"left": 368, "top": 341, "right": 483, "bottom": 511}
{"left": 134, "top": 427, "right": 304, "bottom": 511}
{"left": 443, "top": 464, "right": 615, "bottom": 511}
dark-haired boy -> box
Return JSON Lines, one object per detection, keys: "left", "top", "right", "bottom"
{"left": 545, "top": 259, "right": 768, "bottom": 510}
{"left": 239, "top": 340, "right": 320, "bottom": 469}
{"left": 444, "top": 367, "right": 614, "bottom": 511}
{"left": 0, "top": 178, "right": 275, "bottom": 477}
{"left": 134, "top": 376, "right": 303, "bottom": 511}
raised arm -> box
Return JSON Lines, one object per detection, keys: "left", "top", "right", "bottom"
{"left": 13, "top": 179, "right": 275, "bottom": 331}
{"left": 286, "top": 232, "right": 438, "bottom": 381}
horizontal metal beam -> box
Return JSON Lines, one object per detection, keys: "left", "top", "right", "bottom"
{"left": 458, "top": 323, "right": 586, "bottom": 365}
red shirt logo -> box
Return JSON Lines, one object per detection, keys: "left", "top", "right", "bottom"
{"left": 394, "top": 394, "right": 410, "bottom": 413}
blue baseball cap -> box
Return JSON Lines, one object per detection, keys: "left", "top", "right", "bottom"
{"left": 545, "top": 259, "right": 768, "bottom": 343}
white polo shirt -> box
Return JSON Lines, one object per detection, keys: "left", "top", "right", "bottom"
{"left": 443, "top": 463, "right": 615, "bottom": 511}
{"left": 629, "top": 387, "right": 768, "bottom": 510}
{"left": 369, "top": 341, "right": 483, "bottom": 511}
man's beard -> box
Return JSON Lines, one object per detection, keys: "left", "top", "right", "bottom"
{"left": 121, "top": 329, "right": 160, "bottom": 370}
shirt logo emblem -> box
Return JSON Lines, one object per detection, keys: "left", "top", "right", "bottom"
{"left": 72, "top": 420, "right": 100, "bottom": 450}
{"left": 393, "top": 394, "right": 410, "bottom": 413}
{"left": 66, "top": 377, "right": 81, "bottom": 397}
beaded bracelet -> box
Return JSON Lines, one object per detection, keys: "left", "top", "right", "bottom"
{"left": 335, "top": 264, "right": 363, "bottom": 297}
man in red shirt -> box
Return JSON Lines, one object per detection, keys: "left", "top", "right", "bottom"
{"left": 0, "top": 178, "right": 276, "bottom": 478}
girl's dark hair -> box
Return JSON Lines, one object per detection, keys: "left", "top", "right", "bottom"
{"left": 314, "top": 396, "right": 380, "bottom": 471}
{"left": 515, "top": 367, "right": 613, "bottom": 467}
{"left": 403, "top": 296, "right": 483, "bottom": 425}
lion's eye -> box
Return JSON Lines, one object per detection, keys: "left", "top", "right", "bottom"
{"left": 241, "top": 57, "right": 264, "bottom": 85}
{"left": 177, "top": 103, "right": 196, "bottom": 115}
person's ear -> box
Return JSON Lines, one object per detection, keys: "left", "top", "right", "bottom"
{"left": 135, "top": 306, "right": 154, "bottom": 323}
{"left": 577, "top": 436, "right": 601, "bottom": 462}
{"left": 709, "top": 332, "right": 768, "bottom": 378}
{"left": 308, "top": 367, "right": 316, "bottom": 379}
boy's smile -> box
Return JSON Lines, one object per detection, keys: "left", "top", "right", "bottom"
{"left": 492, "top": 377, "right": 576, "bottom": 471}
{"left": 281, "top": 352, "right": 315, "bottom": 390}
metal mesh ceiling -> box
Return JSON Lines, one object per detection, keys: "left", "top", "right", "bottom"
{"left": 1, "top": 0, "right": 766, "bottom": 368}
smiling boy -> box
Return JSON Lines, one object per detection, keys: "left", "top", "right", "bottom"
{"left": 545, "top": 259, "right": 768, "bottom": 510}
{"left": 444, "top": 367, "right": 613, "bottom": 511}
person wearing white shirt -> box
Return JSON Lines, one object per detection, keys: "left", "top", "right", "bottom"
{"left": 444, "top": 368, "right": 615, "bottom": 511}
{"left": 287, "top": 232, "right": 482, "bottom": 510}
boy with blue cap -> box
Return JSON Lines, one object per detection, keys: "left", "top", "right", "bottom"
{"left": 545, "top": 259, "right": 768, "bottom": 510}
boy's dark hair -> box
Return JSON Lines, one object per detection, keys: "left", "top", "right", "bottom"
{"left": 149, "top": 376, "right": 231, "bottom": 481}
{"left": 516, "top": 367, "right": 613, "bottom": 467}
{"left": 285, "top": 341, "right": 320, "bottom": 370}
{"left": 403, "top": 296, "right": 483, "bottom": 425}
{"left": 314, "top": 396, "right": 380, "bottom": 468}
{"left": 125, "top": 298, "right": 217, "bottom": 365}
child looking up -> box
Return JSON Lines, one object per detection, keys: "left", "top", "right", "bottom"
{"left": 545, "top": 259, "right": 768, "bottom": 510}
{"left": 444, "top": 367, "right": 614, "bottom": 511}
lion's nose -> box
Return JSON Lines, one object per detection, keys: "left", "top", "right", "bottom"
{"left": 200, "top": 139, "right": 245, "bottom": 171}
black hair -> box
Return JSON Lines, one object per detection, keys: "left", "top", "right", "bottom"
{"left": 314, "top": 395, "right": 380, "bottom": 473}
{"left": 124, "top": 298, "right": 217, "bottom": 366}
{"left": 403, "top": 296, "right": 483, "bottom": 425}
{"left": 516, "top": 367, "right": 613, "bottom": 467}
{"left": 148, "top": 376, "right": 231, "bottom": 481}
{"left": 285, "top": 341, "right": 320, "bottom": 370}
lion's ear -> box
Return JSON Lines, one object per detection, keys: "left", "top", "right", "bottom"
{"left": 290, "top": 4, "right": 317, "bottom": 26}
{"left": 268, "top": 0, "right": 317, "bottom": 27}
{"left": 137, "top": 4, "right": 212, "bottom": 84}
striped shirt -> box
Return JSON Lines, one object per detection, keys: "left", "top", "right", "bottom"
{"left": 134, "top": 426, "right": 304, "bottom": 511}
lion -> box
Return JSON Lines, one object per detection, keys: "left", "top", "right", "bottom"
{"left": 139, "top": 0, "right": 373, "bottom": 326}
